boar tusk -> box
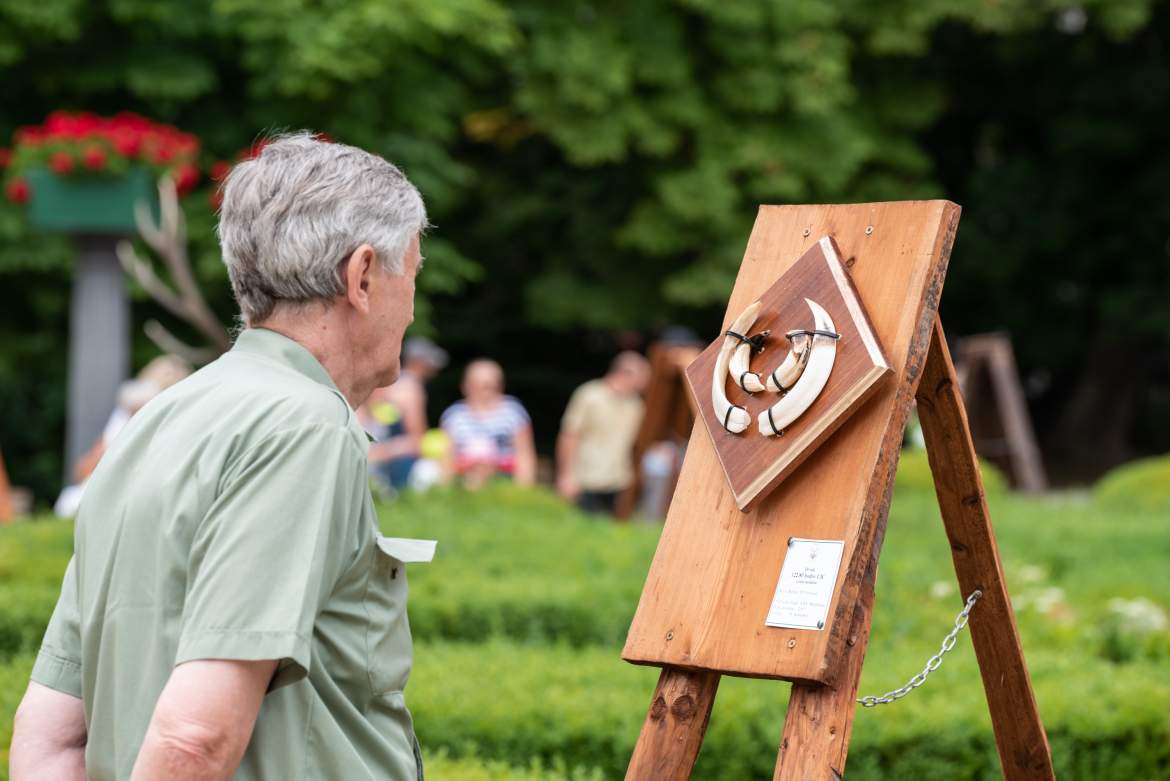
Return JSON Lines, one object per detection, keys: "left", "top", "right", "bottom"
{"left": 758, "top": 299, "right": 838, "bottom": 436}
{"left": 712, "top": 301, "right": 760, "bottom": 434}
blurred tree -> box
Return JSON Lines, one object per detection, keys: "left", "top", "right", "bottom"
{"left": 0, "top": 0, "right": 1165, "bottom": 499}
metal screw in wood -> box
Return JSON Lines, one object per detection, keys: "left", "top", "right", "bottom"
{"left": 857, "top": 589, "right": 982, "bottom": 707}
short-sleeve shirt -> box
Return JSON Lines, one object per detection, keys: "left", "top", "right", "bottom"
{"left": 32, "top": 328, "right": 423, "bottom": 780}
{"left": 439, "top": 397, "right": 530, "bottom": 472}
{"left": 560, "top": 379, "right": 645, "bottom": 492}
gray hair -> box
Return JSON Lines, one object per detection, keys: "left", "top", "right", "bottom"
{"left": 217, "top": 132, "right": 427, "bottom": 323}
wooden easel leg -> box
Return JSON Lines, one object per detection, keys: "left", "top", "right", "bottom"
{"left": 915, "top": 319, "right": 1055, "bottom": 780}
{"left": 775, "top": 549, "right": 879, "bottom": 780}
{"left": 625, "top": 666, "right": 720, "bottom": 780}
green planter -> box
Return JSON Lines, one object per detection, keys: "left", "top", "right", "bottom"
{"left": 26, "top": 166, "right": 157, "bottom": 233}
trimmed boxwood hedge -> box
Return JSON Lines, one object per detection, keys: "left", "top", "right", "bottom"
{"left": 1094, "top": 453, "right": 1170, "bottom": 514}
{"left": 3, "top": 461, "right": 1169, "bottom": 778}
{"left": 3, "top": 640, "right": 1169, "bottom": 780}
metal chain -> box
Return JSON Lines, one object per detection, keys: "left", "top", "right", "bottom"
{"left": 857, "top": 589, "right": 982, "bottom": 708}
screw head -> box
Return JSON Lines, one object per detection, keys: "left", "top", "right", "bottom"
{"left": 802, "top": 227, "right": 811, "bottom": 237}
{"left": 816, "top": 620, "right": 825, "bottom": 629}
{"left": 665, "top": 631, "right": 674, "bottom": 641}
{"left": 865, "top": 225, "right": 874, "bottom": 235}
{"left": 787, "top": 638, "right": 797, "bottom": 649}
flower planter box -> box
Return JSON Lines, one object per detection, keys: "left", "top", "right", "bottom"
{"left": 26, "top": 166, "right": 157, "bottom": 234}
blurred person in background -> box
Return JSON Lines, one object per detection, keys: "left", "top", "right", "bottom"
{"left": 53, "top": 355, "right": 192, "bottom": 517}
{"left": 440, "top": 359, "right": 536, "bottom": 490}
{"left": 11, "top": 133, "right": 430, "bottom": 781}
{"left": 360, "top": 335, "right": 448, "bottom": 493}
{"left": 556, "top": 351, "right": 650, "bottom": 514}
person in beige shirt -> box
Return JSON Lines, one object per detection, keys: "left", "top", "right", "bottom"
{"left": 556, "top": 351, "right": 651, "bottom": 514}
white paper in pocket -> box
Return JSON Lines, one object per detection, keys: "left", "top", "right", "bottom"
{"left": 375, "top": 536, "right": 437, "bottom": 563}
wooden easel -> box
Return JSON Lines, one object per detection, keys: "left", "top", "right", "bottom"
{"left": 954, "top": 333, "right": 1048, "bottom": 493}
{"left": 622, "top": 202, "right": 1053, "bottom": 780}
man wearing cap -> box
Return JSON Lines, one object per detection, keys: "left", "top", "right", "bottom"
{"left": 362, "top": 336, "right": 448, "bottom": 491}
{"left": 11, "top": 133, "right": 431, "bottom": 780}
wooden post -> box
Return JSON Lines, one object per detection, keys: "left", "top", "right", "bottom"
{"left": 626, "top": 667, "right": 720, "bottom": 780}
{"left": 916, "top": 320, "right": 1054, "bottom": 779}
{"left": 776, "top": 552, "right": 878, "bottom": 780}
{"left": 615, "top": 343, "right": 700, "bottom": 519}
{"left": 0, "top": 448, "right": 13, "bottom": 523}
{"left": 954, "top": 333, "right": 1048, "bottom": 493}
{"left": 66, "top": 235, "right": 129, "bottom": 477}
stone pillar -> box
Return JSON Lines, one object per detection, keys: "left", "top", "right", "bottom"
{"left": 65, "top": 235, "right": 129, "bottom": 476}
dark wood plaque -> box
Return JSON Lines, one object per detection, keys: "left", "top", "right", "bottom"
{"left": 685, "top": 236, "right": 891, "bottom": 511}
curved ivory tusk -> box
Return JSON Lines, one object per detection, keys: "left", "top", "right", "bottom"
{"left": 712, "top": 301, "right": 759, "bottom": 434}
{"left": 728, "top": 310, "right": 766, "bottom": 394}
{"left": 758, "top": 299, "right": 837, "bottom": 436}
{"left": 764, "top": 332, "right": 811, "bottom": 393}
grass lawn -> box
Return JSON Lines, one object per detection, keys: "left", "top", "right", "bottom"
{"left": 1, "top": 450, "right": 1168, "bottom": 778}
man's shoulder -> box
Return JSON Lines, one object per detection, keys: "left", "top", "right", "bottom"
{"left": 577, "top": 378, "right": 609, "bottom": 399}
{"left": 152, "top": 353, "right": 359, "bottom": 449}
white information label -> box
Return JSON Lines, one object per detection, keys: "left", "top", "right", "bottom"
{"left": 765, "top": 538, "right": 845, "bottom": 630}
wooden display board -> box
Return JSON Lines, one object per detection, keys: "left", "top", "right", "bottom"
{"left": 622, "top": 201, "right": 1053, "bottom": 779}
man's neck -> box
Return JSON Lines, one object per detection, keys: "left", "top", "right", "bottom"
{"left": 254, "top": 309, "right": 370, "bottom": 408}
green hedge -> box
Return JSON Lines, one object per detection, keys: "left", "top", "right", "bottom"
{"left": 3, "top": 464, "right": 1170, "bottom": 777}
{"left": 0, "top": 484, "right": 661, "bottom": 660}
{"left": 1094, "top": 454, "right": 1170, "bottom": 514}
{"left": 5, "top": 474, "right": 1169, "bottom": 666}
{"left": 3, "top": 640, "right": 1169, "bottom": 780}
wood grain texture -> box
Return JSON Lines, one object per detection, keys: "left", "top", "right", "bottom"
{"left": 916, "top": 321, "right": 1055, "bottom": 780}
{"left": 623, "top": 201, "right": 961, "bottom": 684}
{"left": 625, "top": 667, "right": 720, "bottom": 781}
{"left": 775, "top": 544, "right": 879, "bottom": 780}
{"left": 685, "top": 237, "right": 891, "bottom": 511}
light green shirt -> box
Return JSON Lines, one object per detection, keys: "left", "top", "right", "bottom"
{"left": 32, "top": 328, "right": 423, "bottom": 780}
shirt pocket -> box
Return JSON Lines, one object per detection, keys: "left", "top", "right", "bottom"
{"left": 364, "top": 536, "right": 435, "bottom": 696}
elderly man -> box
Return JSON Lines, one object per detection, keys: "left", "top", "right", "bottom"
{"left": 10, "top": 134, "right": 430, "bottom": 780}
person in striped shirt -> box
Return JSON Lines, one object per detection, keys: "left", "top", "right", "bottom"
{"left": 439, "top": 359, "right": 536, "bottom": 489}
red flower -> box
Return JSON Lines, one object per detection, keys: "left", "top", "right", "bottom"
{"left": 210, "top": 160, "right": 231, "bottom": 181}
{"left": 14, "top": 127, "right": 44, "bottom": 146}
{"left": 108, "top": 127, "right": 140, "bottom": 157}
{"left": 5, "top": 177, "right": 30, "bottom": 204}
{"left": 149, "top": 140, "right": 175, "bottom": 165}
{"left": 82, "top": 145, "right": 107, "bottom": 171}
{"left": 173, "top": 163, "right": 199, "bottom": 194}
{"left": 0, "top": 149, "right": 10, "bottom": 169}
{"left": 49, "top": 151, "right": 74, "bottom": 174}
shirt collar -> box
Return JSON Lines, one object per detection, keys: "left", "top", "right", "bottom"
{"left": 231, "top": 328, "right": 377, "bottom": 443}
{"left": 231, "top": 327, "right": 342, "bottom": 394}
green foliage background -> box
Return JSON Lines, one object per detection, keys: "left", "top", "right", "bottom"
{"left": 2, "top": 0, "right": 1169, "bottom": 499}
{"left": 2, "top": 470, "right": 1170, "bottom": 778}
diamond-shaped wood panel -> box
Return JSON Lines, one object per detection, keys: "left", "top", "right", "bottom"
{"left": 685, "top": 236, "right": 891, "bottom": 511}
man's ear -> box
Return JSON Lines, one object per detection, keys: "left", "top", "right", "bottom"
{"left": 342, "top": 244, "right": 377, "bottom": 314}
